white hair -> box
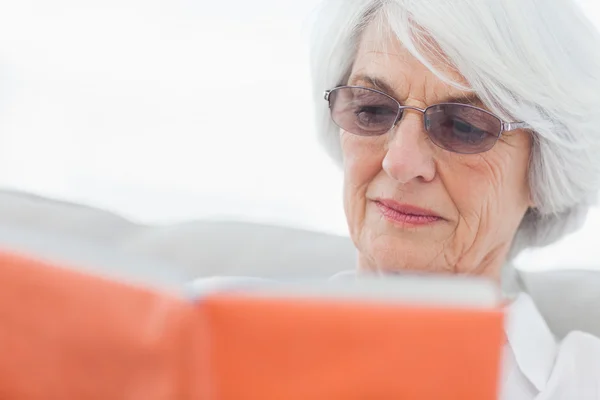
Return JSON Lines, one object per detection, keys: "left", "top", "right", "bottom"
{"left": 309, "top": 0, "right": 600, "bottom": 257}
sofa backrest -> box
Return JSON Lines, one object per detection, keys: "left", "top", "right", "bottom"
{"left": 0, "top": 190, "right": 355, "bottom": 279}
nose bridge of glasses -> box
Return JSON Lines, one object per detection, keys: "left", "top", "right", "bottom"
{"left": 392, "top": 105, "right": 427, "bottom": 126}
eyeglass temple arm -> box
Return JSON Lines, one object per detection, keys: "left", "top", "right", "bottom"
{"left": 503, "top": 121, "right": 529, "bottom": 132}
{"left": 324, "top": 90, "right": 331, "bottom": 101}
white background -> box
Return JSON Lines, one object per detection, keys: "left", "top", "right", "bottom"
{"left": 0, "top": 0, "right": 598, "bottom": 271}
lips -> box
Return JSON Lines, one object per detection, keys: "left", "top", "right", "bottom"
{"left": 374, "top": 199, "right": 442, "bottom": 226}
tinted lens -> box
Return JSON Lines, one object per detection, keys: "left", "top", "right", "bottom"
{"left": 328, "top": 87, "right": 400, "bottom": 136}
{"left": 425, "top": 104, "right": 502, "bottom": 154}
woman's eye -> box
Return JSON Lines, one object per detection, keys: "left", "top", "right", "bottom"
{"left": 453, "top": 120, "right": 473, "bottom": 132}
{"left": 450, "top": 119, "right": 488, "bottom": 143}
{"left": 355, "top": 106, "right": 396, "bottom": 126}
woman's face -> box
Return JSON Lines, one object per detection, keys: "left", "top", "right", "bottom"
{"left": 342, "top": 23, "right": 532, "bottom": 281}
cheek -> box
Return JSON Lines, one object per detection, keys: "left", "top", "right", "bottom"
{"left": 340, "top": 132, "right": 385, "bottom": 225}
{"left": 441, "top": 144, "right": 531, "bottom": 230}
{"left": 341, "top": 132, "right": 385, "bottom": 190}
{"left": 341, "top": 131, "right": 384, "bottom": 174}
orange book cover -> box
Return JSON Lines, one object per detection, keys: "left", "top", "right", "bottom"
{"left": 0, "top": 249, "right": 505, "bottom": 400}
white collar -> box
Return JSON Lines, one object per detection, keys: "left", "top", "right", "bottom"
{"left": 504, "top": 292, "right": 558, "bottom": 392}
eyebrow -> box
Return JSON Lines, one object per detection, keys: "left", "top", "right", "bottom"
{"left": 347, "top": 74, "right": 482, "bottom": 106}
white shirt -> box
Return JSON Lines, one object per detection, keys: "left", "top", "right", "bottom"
{"left": 502, "top": 293, "right": 600, "bottom": 399}
{"left": 191, "top": 275, "right": 600, "bottom": 399}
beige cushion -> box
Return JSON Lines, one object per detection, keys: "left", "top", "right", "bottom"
{"left": 0, "top": 189, "right": 598, "bottom": 339}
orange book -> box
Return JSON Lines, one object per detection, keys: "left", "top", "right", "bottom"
{"left": 0, "top": 249, "right": 504, "bottom": 399}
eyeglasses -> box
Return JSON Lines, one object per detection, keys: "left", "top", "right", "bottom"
{"left": 324, "top": 86, "right": 527, "bottom": 154}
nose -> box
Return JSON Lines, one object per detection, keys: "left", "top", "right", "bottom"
{"left": 382, "top": 112, "right": 436, "bottom": 184}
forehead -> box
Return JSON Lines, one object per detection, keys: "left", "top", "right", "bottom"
{"left": 349, "top": 21, "right": 475, "bottom": 104}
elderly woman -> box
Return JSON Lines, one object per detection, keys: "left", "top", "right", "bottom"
{"left": 308, "top": 0, "right": 600, "bottom": 398}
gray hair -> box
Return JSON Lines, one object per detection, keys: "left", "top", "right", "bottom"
{"left": 309, "top": 0, "right": 600, "bottom": 258}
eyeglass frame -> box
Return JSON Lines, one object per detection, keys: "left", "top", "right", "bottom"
{"left": 323, "top": 85, "right": 528, "bottom": 148}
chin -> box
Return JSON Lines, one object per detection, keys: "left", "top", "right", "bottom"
{"left": 356, "top": 233, "right": 445, "bottom": 275}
